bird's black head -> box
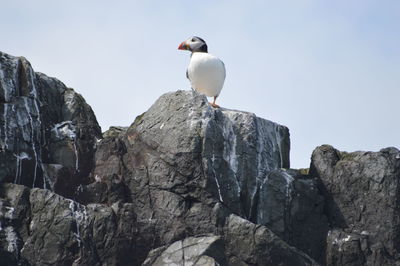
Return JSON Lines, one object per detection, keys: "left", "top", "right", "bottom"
{"left": 178, "top": 36, "right": 208, "bottom": 53}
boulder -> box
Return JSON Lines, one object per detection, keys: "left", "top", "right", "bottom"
{"left": 83, "top": 90, "right": 293, "bottom": 247}
{"left": 257, "top": 169, "right": 329, "bottom": 263}
{"left": 310, "top": 145, "right": 400, "bottom": 265}
{"left": 143, "top": 215, "right": 320, "bottom": 266}
{"left": 143, "top": 235, "right": 226, "bottom": 266}
{"left": 83, "top": 90, "right": 330, "bottom": 263}
{"left": 223, "top": 214, "right": 319, "bottom": 266}
{"left": 120, "top": 90, "right": 290, "bottom": 217}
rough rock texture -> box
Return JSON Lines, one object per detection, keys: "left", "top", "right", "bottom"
{"left": 0, "top": 61, "right": 323, "bottom": 266}
{"left": 77, "top": 90, "right": 328, "bottom": 264}
{"left": 0, "top": 183, "right": 148, "bottom": 265}
{"left": 81, "top": 90, "right": 294, "bottom": 245}
{"left": 257, "top": 169, "right": 329, "bottom": 262}
{"left": 120, "top": 89, "right": 290, "bottom": 221}
{"left": 0, "top": 51, "right": 101, "bottom": 197}
{"left": 143, "top": 216, "right": 319, "bottom": 266}
{"left": 1, "top": 182, "right": 319, "bottom": 266}
{"left": 310, "top": 145, "right": 400, "bottom": 265}
{"left": 1, "top": 51, "right": 399, "bottom": 266}
{"left": 223, "top": 214, "right": 318, "bottom": 266}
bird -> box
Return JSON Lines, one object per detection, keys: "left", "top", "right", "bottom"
{"left": 178, "top": 36, "right": 226, "bottom": 108}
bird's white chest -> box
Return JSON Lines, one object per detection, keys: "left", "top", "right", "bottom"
{"left": 187, "top": 53, "right": 225, "bottom": 97}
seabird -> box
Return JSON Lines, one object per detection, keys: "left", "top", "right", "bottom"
{"left": 178, "top": 36, "right": 226, "bottom": 108}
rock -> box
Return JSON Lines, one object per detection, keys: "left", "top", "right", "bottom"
{"left": 103, "top": 126, "right": 128, "bottom": 139}
{"left": 75, "top": 181, "right": 108, "bottom": 204}
{"left": 143, "top": 215, "right": 321, "bottom": 266}
{"left": 310, "top": 145, "right": 400, "bottom": 265}
{"left": 223, "top": 214, "right": 319, "bottom": 266}
{"left": 0, "top": 51, "right": 101, "bottom": 197}
{"left": 123, "top": 90, "right": 289, "bottom": 216}
{"left": 256, "top": 169, "right": 329, "bottom": 263}
{"left": 201, "top": 99, "right": 290, "bottom": 219}
{"left": 0, "top": 183, "right": 150, "bottom": 266}
{"left": 4, "top": 50, "right": 399, "bottom": 265}
{"left": 143, "top": 235, "right": 226, "bottom": 266}
{"left": 326, "top": 229, "right": 368, "bottom": 266}
{"left": 82, "top": 90, "right": 329, "bottom": 264}
{"left": 0, "top": 183, "right": 30, "bottom": 266}
{"left": 86, "top": 126, "right": 129, "bottom": 204}
{"left": 1, "top": 81, "right": 318, "bottom": 265}
{"left": 85, "top": 90, "right": 292, "bottom": 249}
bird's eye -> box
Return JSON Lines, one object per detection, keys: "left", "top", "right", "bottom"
{"left": 191, "top": 38, "right": 196, "bottom": 42}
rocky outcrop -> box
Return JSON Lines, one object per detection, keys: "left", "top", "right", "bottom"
{"left": 310, "top": 145, "right": 400, "bottom": 265}
{"left": 119, "top": 90, "right": 290, "bottom": 221}
{"left": 0, "top": 51, "right": 101, "bottom": 198}
{"left": 78, "top": 90, "right": 308, "bottom": 257}
{"left": 1, "top": 51, "right": 399, "bottom": 265}
{"left": 0, "top": 183, "right": 148, "bottom": 265}
{"left": 258, "top": 169, "right": 329, "bottom": 262}
{"left": 82, "top": 90, "right": 328, "bottom": 260}
{"left": 0, "top": 182, "right": 318, "bottom": 266}
{"left": 143, "top": 215, "right": 319, "bottom": 266}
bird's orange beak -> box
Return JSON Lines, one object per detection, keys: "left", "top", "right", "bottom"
{"left": 178, "top": 41, "right": 188, "bottom": 50}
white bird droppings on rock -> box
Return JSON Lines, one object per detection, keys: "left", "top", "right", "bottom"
{"left": 68, "top": 200, "right": 87, "bottom": 248}
{"left": 5, "top": 226, "right": 18, "bottom": 253}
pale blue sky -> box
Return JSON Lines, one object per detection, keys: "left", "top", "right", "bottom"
{"left": 1, "top": 1, "right": 399, "bottom": 168}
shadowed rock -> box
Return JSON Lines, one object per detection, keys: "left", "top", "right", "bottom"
{"left": 0, "top": 183, "right": 148, "bottom": 265}
{"left": 310, "top": 145, "right": 400, "bottom": 265}
{"left": 223, "top": 214, "right": 319, "bottom": 266}
{"left": 0, "top": 52, "right": 101, "bottom": 197}
{"left": 257, "top": 169, "right": 329, "bottom": 263}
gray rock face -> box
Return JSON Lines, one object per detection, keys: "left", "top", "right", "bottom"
{"left": 143, "top": 216, "right": 320, "bottom": 266}
{"left": 0, "top": 51, "right": 101, "bottom": 197}
{"left": 223, "top": 214, "right": 318, "bottom": 266}
{"left": 1, "top": 75, "right": 321, "bottom": 265}
{"left": 83, "top": 90, "right": 328, "bottom": 264}
{"left": 257, "top": 169, "right": 329, "bottom": 262}
{"left": 326, "top": 229, "right": 369, "bottom": 266}
{"left": 1, "top": 182, "right": 320, "bottom": 266}
{"left": 2, "top": 51, "right": 399, "bottom": 266}
{"left": 201, "top": 105, "right": 290, "bottom": 219}
{"left": 0, "top": 183, "right": 148, "bottom": 265}
{"left": 121, "top": 90, "right": 290, "bottom": 220}
{"left": 84, "top": 90, "right": 293, "bottom": 242}
{"left": 0, "top": 183, "right": 30, "bottom": 265}
{"left": 310, "top": 145, "right": 400, "bottom": 265}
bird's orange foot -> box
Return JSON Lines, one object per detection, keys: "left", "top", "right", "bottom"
{"left": 209, "top": 102, "right": 220, "bottom": 108}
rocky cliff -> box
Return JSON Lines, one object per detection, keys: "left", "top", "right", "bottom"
{"left": 0, "top": 52, "right": 101, "bottom": 196}
{"left": 0, "top": 51, "right": 399, "bottom": 265}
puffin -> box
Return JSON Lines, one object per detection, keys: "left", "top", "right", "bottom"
{"left": 178, "top": 36, "right": 226, "bottom": 108}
